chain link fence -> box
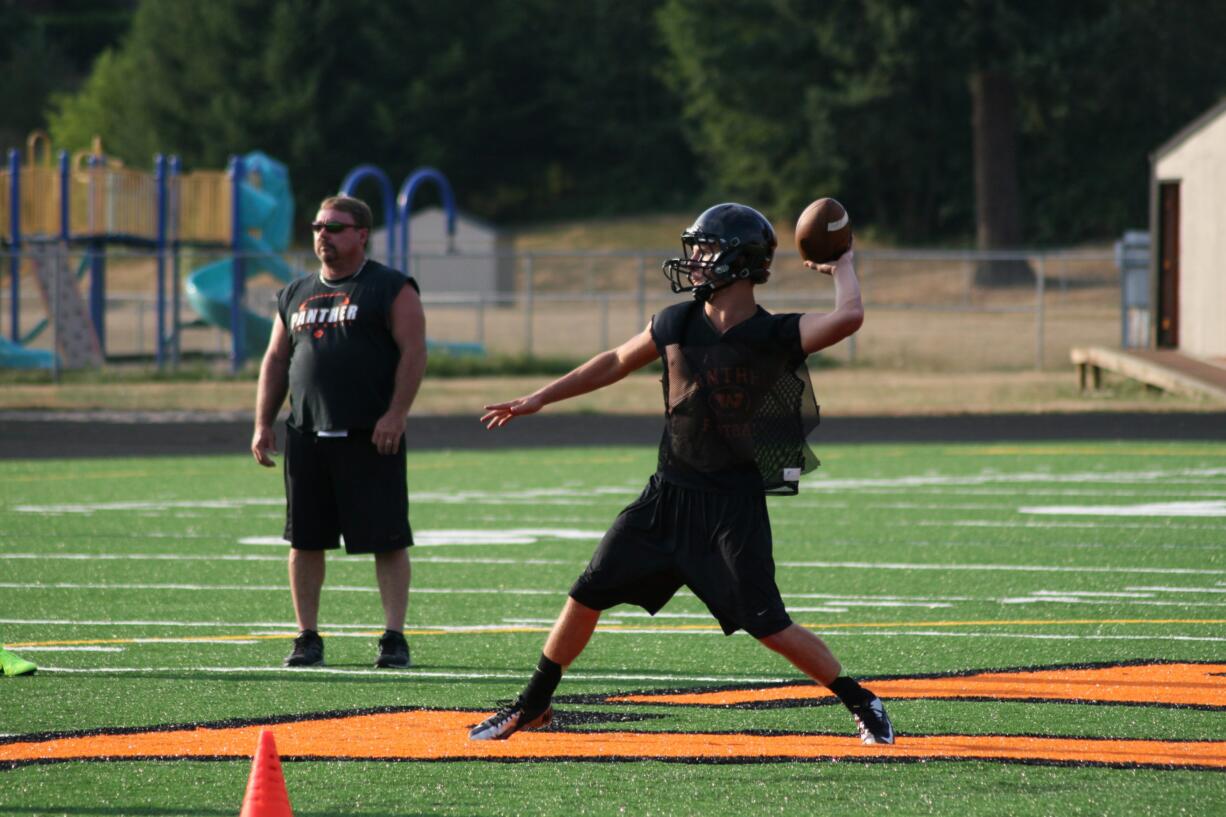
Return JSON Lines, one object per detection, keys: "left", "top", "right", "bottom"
{"left": 2, "top": 245, "right": 1119, "bottom": 372}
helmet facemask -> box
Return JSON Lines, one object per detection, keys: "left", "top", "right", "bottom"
{"left": 662, "top": 204, "right": 775, "bottom": 302}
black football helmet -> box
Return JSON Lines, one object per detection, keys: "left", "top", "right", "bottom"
{"left": 662, "top": 203, "right": 777, "bottom": 302}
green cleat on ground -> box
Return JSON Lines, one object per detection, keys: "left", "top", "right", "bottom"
{"left": 0, "top": 647, "right": 38, "bottom": 676}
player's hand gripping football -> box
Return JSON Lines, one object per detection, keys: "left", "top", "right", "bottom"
{"left": 803, "top": 244, "right": 854, "bottom": 276}
{"left": 481, "top": 394, "right": 545, "bottom": 429}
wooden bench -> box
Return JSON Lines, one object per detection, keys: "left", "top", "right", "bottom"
{"left": 1070, "top": 346, "right": 1226, "bottom": 400}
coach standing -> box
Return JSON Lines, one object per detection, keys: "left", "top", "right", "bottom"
{"left": 251, "top": 194, "right": 427, "bottom": 670}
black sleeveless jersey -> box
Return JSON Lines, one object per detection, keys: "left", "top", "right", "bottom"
{"left": 276, "top": 259, "right": 419, "bottom": 433}
{"left": 651, "top": 300, "right": 821, "bottom": 495}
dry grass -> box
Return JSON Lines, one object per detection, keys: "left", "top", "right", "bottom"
{"left": 2, "top": 368, "right": 1217, "bottom": 417}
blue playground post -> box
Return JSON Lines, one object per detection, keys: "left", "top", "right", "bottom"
{"left": 7, "top": 148, "right": 19, "bottom": 342}
{"left": 154, "top": 154, "right": 167, "bottom": 368}
{"left": 183, "top": 152, "right": 295, "bottom": 363}
{"left": 228, "top": 154, "right": 246, "bottom": 370}
{"left": 4, "top": 141, "right": 294, "bottom": 371}
{"left": 169, "top": 155, "right": 182, "bottom": 368}
{"left": 86, "top": 155, "right": 106, "bottom": 355}
{"left": 396, "top": 167, "right": 456, "bottom": 278}
{"left": 339, "top": 164, "right": 396, "bottom": 269}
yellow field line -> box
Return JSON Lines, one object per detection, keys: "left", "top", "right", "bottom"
{"left": 8, "top": 618, "right": 1224, "bottom": 649}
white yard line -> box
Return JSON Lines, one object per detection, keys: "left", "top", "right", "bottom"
{"left": 1128, "top": 585, "right": 1226, "bottom": 594}
{"left": 9, "top": 646, "right": 123, "bottom": 652}
{"left": 1000, "top": 596, "right": 1226, "bottom": 608}
{"left": 28, "top": 666, "right": 795, "bottom": 683}
{"left": 236, "top": 529, "right": 603, "bottom": 548}
{"left": 0, "top": 582, "right": 970, "bottom": 605}
{"left": 921, "top": 520, "right": 1226, "bottom": 530}
{"left": 26, "top": 623, "right": 1226, "bottom": 677}
{"left": 1019, "top": 500, "right": 1226, "bottom": 517}
{"left": 9, "top": 581, "right": 1224, "bottom": 609}
{"left": 882, "top": 488, "right": 1226, "bottom": 498}
{"left": 5, "top": 551, "right": 1221, "bottom": 577}
{"left": 0, "top": 617, "right": 367, "bottom": 629}
{"left": 10, "top": 466, "right": 1223, "bottom": 516}
{"left": 0, "top": 582, "right": 563, "bottom": 596}
{"left": 0, "top": 553, "right": 287, "bottom": 562}
{"left": 9, "top": 488, "right": 639, "bottom": 514}
{"left": 800, "top": 467, "right": 1226, "bottom": 490}
{"left": 805, "top": 630, "right": 1226, "bottom": 643}
{"left": 0, "top": 553, "right": 580, "bottom": 566}
{"left": 778, "top": 560, "right": 1226, "bottom": 575}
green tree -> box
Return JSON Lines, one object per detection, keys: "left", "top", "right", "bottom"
{"left": 657, "top": 0, "right": 974, "bottom": 241}
{"left": 1016, "top": 0, "right": 1226, "bottom": 242}
{"left": 50, "top": 0, "right": 276, "bottom": 165}
{"left": 50, "top": 0, "right": 696, "bottom": 231}
{"left": 0, "top": 3, "right": 73, "bottom": 152}
{"left": 657, "top": 0, "right": 1226, "bottom": 251}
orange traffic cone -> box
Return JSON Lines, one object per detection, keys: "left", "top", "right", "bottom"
{"left": 239, "top": 729, "right": 293, "bottom": 817}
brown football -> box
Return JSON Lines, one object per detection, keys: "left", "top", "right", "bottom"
{"left": 795, "top": 198, "right": 853, "bottom": 263}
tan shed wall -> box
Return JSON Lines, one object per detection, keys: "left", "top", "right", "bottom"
{"left": 1154, "top": 113, "right": 1226, "bottom": 358}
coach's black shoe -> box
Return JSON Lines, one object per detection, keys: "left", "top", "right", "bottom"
{"left": 375, "top": 630, "right": 411, "bottom": 669}
{"left": 850, "top": 695, "right": 895, "bottom": 745}
{"left": 468, "top": 697, "right": 553, "bottom": 740}
{"left": 284, "top": 630, "right": 324, "bottom": 667}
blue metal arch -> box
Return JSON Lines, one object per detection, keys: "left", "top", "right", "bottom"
{"left": 339, "top": 164, "right": 396, "bottom": 266}
{"left": 397, "top": 167, "right": 456, "bottom": 276}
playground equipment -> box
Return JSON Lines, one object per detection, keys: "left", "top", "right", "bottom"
{"left": 339, "top": 164, "right": 456, "bottom": 280}
{"left": 1, "top": 133, "right": 295, "bottom": 370}
{"left": 184, "top": 152, "right": 296, "bottom": 356}
{"left": 340, "top": 163, "right": 483, "bottom": 356}
{"left": 2, "top": 140, "right": 483, "bottom": 370}
{"left": 0, "top": 336, "right": 55, "bottom": 368}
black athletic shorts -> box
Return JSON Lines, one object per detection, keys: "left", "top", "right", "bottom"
{"left": 569, "top": 474, "right": 792, "bottom": 638}
{"left": 283, "top": 424, "right": 413, "bottom": 554}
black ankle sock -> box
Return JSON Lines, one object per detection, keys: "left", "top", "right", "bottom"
{"left": 521, "top": 655, "right": 563, "bottom": 709}
{"left": 829, "top": 676, "right": 873, "bottom": 709}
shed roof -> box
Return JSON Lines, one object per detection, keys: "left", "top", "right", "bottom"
{"left": 1151, "top": 96, "right": 1226, "bottom": 162}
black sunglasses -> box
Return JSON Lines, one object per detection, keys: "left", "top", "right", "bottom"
{"left": 311, "top": 220, "right": 362, "bottom": 234}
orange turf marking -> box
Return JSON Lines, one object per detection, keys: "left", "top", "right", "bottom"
{"left": 2, "top": 710, "right": 1224, "bottom": 769}
{"left": 611, "top": 662, "right": 1226, "bottom": 708}
{"left": 4, "top": 662, "right": 1224, "bottom": 770}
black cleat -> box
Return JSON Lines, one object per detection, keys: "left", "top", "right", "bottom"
{"left": 850, "top": 695, "right": 895, "bottom": 745}
{"left": 284, "top": 630, "right": 324, "bottom": 667}
{"left": 375, "top": 630, "right": 411, "bottom": 669}
{"left": 468, "top": 698, "right": 554, "bottom": 741}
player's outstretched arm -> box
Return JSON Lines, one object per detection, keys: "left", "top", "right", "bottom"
{"left": 482, "top": 326, "right": 657, "bottom": 429}
{"left": 798, "top": 249, "right": 864, "bottom": 356}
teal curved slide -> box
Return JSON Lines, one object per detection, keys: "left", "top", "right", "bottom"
{"left": 184, "top": 235, "right": 296, "bottom": 354}
{"left": 0, "top": 257, "right": 91, "bottom": 369}
{"left": 185, "top": 151, "right": 296, "bottom": 356}
{"left": 0, "top": 337, "right": 56, "bottom": 369}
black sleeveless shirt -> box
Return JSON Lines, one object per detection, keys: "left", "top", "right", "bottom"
{"left": 651, "top": 300, "right": 820, "bottom": 495}
{"left": 277, "top": 259, "right": 419, "bottom": 433}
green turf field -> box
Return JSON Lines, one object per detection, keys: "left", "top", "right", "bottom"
{"left": 2, "top": 441, "right": 1224, "bottom": 815}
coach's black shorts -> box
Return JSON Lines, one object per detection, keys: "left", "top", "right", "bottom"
{"left": 569, "top": 474, "right": 792, "bottom": 638}
{"left": 283, "top": 424, "right": 413, "bottom": 554}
